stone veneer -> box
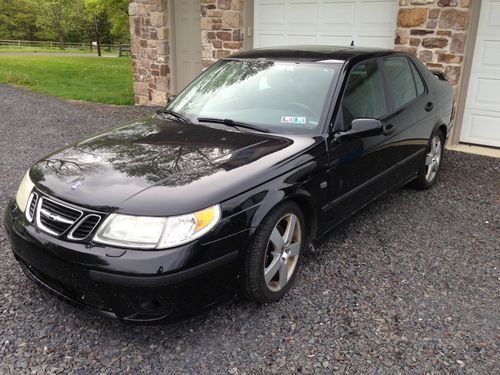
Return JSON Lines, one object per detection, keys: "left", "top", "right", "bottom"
{"left": 129, "top": 0, "right": 171, "bottom": 106}
{"left": 129, "top": 0, "right": 244, "bottom": 105}
{"left": 201, "top": 0, "right": 244, "bottom": 68}
{"left": 129, "top": 0, "right": 472, "bottom": 105}
{"left": 395, "top": 0, "right": 471, "bottom": 93}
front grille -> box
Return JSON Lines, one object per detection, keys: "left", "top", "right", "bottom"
{"left": 29, "top": 191, "right": 105, "bottom": 242}
{"left": 36, "top": 197, "right": 83, "bottom": 236}
{"left": 25, "top": 192, "right": 38, "bottom": 222}
{"left": 68, "top": 215, "right": 101, "bottom": 240}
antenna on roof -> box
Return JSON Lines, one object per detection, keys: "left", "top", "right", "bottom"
{"left": 350, "top": 40, "right": 355, "bottom": 46}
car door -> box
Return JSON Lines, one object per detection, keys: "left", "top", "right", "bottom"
{"left": 324, "top": 58, "right": 401, "bottom": 228}
{"left": 380, "top": 55, "right": 434, "bottom": 182}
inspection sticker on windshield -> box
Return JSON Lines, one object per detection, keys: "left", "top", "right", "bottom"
{"left": 281, "top": 116, "right": 307, "bottom": 125}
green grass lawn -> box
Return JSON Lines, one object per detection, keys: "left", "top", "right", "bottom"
{"left": 0, "top": 56, "right": 134, "bottom": 105}
{"left": 0, "top": 46, "right": 100, "bottom": 54}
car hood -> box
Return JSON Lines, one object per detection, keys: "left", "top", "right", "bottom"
{"left": 31, "top": 117, "right": 319, "bottom": 215}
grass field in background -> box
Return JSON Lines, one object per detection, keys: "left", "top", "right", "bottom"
{"left": 0, "top": 46, "right": 98, "bottom": 54}
{"left": 0, "top": 56, "right": 134, "bottom": 105}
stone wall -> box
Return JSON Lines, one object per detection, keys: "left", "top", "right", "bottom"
{"left": 200, "top": 0, "right": 245, "bottom": 68}
{"left": 395, "top": 0, "right": 471, "bottom": 92}
{"left": 129, "top": 0, "right": 472, "bottom": 106}
{"left": 129, "top": 0, "right": 245, "bottom": 105}
{"left": 129, "top": 0, "right": 171, "bottom": 106}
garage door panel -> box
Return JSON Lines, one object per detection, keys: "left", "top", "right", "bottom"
{"left": 461, "top": 0, "right": 500, "bottom": 147}
{"left": 462, "top": 112, "right": 500, "bottom": 146}
{"left": 481, "top": 0, "right": 500, "bottom": 32}
{"left": 470, "top": 77, "right": 500, "bottom": 109}
{"left": 254, "top": 0, "right": 397, "bottom": 48}
{"left": 359, "top": 1, "right": 398, "bottom": 30}
{"left": 321, "top": 2, "right": 356, "bottom": 28}
{"left": 290, "top": 3, "right": 319, "bottom": 26}
{"left": 320, "top": 35, "right": 353, "bottom": 45}
{"left": 479, "top": 41, "right": 500, "bottom": 69}
{"left": 288, "top": 34, "right": 320, "bottom": 44}
{"left": 255, "top": 3, "right": 285, "bottom": 29}
{"left": 255, "top": 34, "right": 286, "bottom": 48}
{"left": 356, "top": 35, "right": 394, "bottom": 48}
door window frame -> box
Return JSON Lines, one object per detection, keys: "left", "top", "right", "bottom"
{"left": 408, "top": 56, "right": 429, "bottom": 96}
{"left": 380, "top": 55, "right": 428, "bottom": 116}
{"left": 332, "top": 57, "right": 391, "bottom": 132}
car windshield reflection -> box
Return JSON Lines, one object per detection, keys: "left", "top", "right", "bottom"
{"left": 167, "top": 59, "right": 340, "bottom": 134}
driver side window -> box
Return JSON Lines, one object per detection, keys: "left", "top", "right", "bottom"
{"left": 341, "top": 60, "right": 386, "bottom": 130}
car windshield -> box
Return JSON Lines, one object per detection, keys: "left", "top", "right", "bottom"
{"left": 166, "top": 59, "right": 340, "bottom": 134}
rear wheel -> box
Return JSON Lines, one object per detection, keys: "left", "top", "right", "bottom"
{"left": 412, "top": 129, "right": 444, "bottom": 189}
{"left": 243, "top": 202, "right": 305, "bottom": 303}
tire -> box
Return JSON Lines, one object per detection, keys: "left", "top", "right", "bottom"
{"left": 243, "top": 202, "right": 306, "bottom": 304}
{"left": 412, "top": 129, "right": 445, "bottom": 190}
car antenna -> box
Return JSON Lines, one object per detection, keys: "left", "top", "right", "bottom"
{"left": 350, "top": 40, "right": 354, "bottom": 46}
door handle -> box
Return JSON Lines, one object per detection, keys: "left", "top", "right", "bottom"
{"left": 383, "top": 123, "right": 395, "bottom": 135}
{"left": 425, "top": 102, "right": 434, "bottom": 112}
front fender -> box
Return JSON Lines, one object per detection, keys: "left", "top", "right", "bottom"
{"left": 219, "top": 141, "right": 328, "bottom": 245}
{"left": 250, "top": 187, "right": 318, "bottom": 241}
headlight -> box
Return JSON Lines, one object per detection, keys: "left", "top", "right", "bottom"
{"left": 16, "top": 170, "right": 35, "bottom": 213}
{"left": 93, "top": 204, "right": 221, "bottom": 249}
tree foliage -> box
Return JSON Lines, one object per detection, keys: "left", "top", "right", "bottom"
{"left": 85, "top": 0, "right": 129, "bottom": 43}
{"left": 36, "top": 0, "right": 86, "bottom": 47}
{"left": 0, "top": 0, "right": 130, "bottom": 44}
{"left": 0, "top": 0, "right": 38, "bottom": 40}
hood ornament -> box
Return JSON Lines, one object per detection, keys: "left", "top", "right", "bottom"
{"left": 70, "top": 180, "right": 82, "bottom": 191}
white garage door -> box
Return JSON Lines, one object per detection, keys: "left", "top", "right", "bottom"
{"left": 253, "top": 0, "right": 398, "bottom": 49}
{"left": 460, "top": 0, "right": 500, "bottom": 147}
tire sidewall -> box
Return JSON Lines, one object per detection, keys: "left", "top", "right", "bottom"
{"left": 426, "top": 130, "right": 445, "bottom": 186}
{"left": 244, "top": 202, "right": 306, "bottom": 303}
{"left": 416, "top": 129, "right": 445, "bottom": 189}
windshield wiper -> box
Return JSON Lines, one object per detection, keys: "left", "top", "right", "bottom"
{"left": 156, "top": 109, "right": 192, "bottom": 124}
{"left": 197, "top": 117, "right": 270, "bottom": 133}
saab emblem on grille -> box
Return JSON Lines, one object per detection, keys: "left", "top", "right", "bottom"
{"left": 43, "top": 210, "right": 67, "bottom": 223}
{"left": 70, "top": 180, "right": 82, "bottom": 191}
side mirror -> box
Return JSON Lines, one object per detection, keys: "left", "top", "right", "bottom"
{"left": 334, "top": 118, "right": 383, "bottom": 141}
{"left": 167, "top": 95, "right": 176, "bottom": 104}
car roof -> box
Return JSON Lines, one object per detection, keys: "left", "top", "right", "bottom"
{"left": 229, "top": 45, "right": 396, "bottom": 62}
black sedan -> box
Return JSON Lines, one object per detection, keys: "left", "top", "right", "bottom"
{"left": 4, "top": 46, "right": 453, "bottom": 322}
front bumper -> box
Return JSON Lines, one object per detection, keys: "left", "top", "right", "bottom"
{"left": 4, "top": 199, "right": 247, "bottom": 323}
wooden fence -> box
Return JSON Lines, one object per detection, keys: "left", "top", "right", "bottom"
{"left": 0, "top": 39, "right": 131, "bottom": 55}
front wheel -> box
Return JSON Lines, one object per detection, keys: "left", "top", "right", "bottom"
{"left": 412, "top": 130, "right": 444, "bottom": 189}
{"left": 243, "top": 202, "right": 306, "bottom": 304}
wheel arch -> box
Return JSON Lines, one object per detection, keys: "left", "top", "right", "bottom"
{"left": 287, "top": 195, "right": 318, "bottom": 242}
{"left": 250, "top": 189, "right": 318, "bottom": 241}
{"left": 437, "top": 124, "right": 447, "bottom": 140}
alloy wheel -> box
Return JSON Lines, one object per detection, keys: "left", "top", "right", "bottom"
{"left": 425, "top": 134, "right": 442, "bottom": 182}
{"left": 263, "top": 213, "right": 302, "bottom": 292}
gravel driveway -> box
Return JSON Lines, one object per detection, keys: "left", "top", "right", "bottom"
{"left": 0, "top": 84, "right": 498, "bottom": 374}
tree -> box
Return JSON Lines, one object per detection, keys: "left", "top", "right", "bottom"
{"left": 35, "top": 0, "right": 85, "bottom": 48}
{"left": 85, "top": 0, "right": 129, "bottom": 43}
{"left": 0, "top": 0, "right": 38, "bottom": 40}
{"left": 0, "top": 0, "right": 128, "bottom": 45}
